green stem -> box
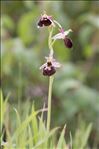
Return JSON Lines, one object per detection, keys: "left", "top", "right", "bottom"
{"left": 53, "top": 20, "right": 62, "bottom": 29}
{"left": 51, "top": 39, "right": 55, "bottom": 46}
{"left": 47, "top": 76, "right": 54, "bottom": 131}
{"left": 48, "top": 27, "right": 54, "bottom": 57}
{"left": 47, "top": 26, "right": 55, "bottom": 131}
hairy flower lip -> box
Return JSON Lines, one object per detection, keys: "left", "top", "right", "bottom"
{"left": 37, "top": 14, "right": 54, "bottom": 28}
{"left": 43, "top": 66, "right": 56, "bottom": 76}
{"left": 64, "top": 37, "right": 73, "bottom": 48}
{"left": 40, "top": 56, "right": 61, "bottom": 76}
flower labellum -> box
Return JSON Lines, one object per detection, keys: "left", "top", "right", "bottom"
{"left": 43, "top": 65, "right": 56, "bottom": 76}
{"left": 64, "top": 37, "right": 73, "bottom": 48}
{"left": 52, "top": 28, "right": 73, "bottom": 48}
{"left": 37, "top": 14, "right": 53, "bottom": 28}
{"left": 40, "top": 56, "right": 61, "bottom": 76}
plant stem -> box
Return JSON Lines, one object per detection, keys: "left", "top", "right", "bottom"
{"left": 47, "top": 26, "right": 54, "bottom": 131}
{"left": 47, "top": 76, "right": 54, "bottom": 131}
{"left": 48, "top": 27, "right": 54, "bottom": 57}
{"left": 53, "top": 20, "right": 62, "bottom": 29}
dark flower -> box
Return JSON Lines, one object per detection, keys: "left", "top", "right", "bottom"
{"left": 40, "top": 56, "right": 61, "bottom": 76}
{"left": 37, "top": 14, "right": 54, "bottom": 28}
{"left": 52, "top": 28, "right": 73, "bottom": 48}
{"left": 64, "top": 37, "right": 73, "bottom": 48}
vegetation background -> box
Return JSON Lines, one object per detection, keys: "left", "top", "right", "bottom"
{"left": 1, "top": 1, "right": 99, "bottom": 148}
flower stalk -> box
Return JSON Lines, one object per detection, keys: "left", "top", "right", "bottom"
{"left": 48, "top": 27, "right": 54, "bottom": 57}
{"left": 47, "top": 76, "right": 54, "bottom": 131}
{"left": 47, "top": 26, "right": 54, "bottom": 131}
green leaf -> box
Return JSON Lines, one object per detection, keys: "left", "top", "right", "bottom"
{"left": 0, "top": 90, "right": 10, "bottom": 130}
{"left": 12, "top": 108, "right": 45, "bottom": 140}
{"left": 31, "top": 105, "right": 38, "bottom": 145}
{"left": 33, "top": 127, "right": 58, "bottom": 149}
{"left": 57, "top": 125, "right": 67, "bottom": 149}
{"left": 73, "top": 122, "right": 92, "bottom": 149}
{"left": 80, "top": 123, "right": 92, "bottom": 149}
{"left": 28, "top": 125, "right": 34, "bottom": 148}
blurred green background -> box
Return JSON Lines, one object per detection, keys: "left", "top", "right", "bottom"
{"left": 1, "top": 1, "right": 99, "bottom": 148}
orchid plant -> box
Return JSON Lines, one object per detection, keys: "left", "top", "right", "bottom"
{"left": 1, "top": 12, "right": 92, "bottom": 149}
{"left": 37, "top": 12, "right": 73, "bottom": 131}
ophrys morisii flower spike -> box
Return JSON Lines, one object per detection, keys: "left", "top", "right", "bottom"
{"left": 37, "top": 12, "right": 73, "bottom": 133}
{"left": 38, "top": 12, "right": 73, "bottom": 76}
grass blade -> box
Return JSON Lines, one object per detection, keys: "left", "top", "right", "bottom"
{"left": 57, "top": 125, "right": 67, "bottom": 149}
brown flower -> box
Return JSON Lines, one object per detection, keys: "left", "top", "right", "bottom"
{"left": 40, "top": 56, "right": 61, "bottom": 76}
{"left": 37, "top": 14, "right": 54, "bottom": 28}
